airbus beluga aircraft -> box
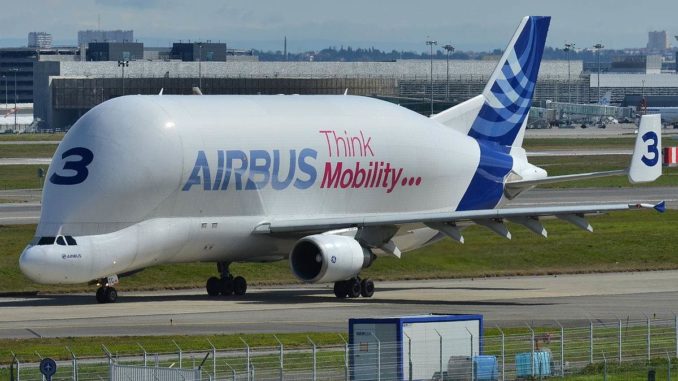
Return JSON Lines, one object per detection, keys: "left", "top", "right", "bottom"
{"left": 20, "top": 16, "right": 664, "bottom": 303}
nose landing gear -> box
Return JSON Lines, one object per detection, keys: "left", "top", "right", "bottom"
{"left": 95, "top": 275, "right": 119, "bottom": 303}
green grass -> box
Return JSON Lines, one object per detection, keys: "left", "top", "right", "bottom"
{"left": 1, "top": 210, "right": 674, "bottom": 294}
{"left": 524, "top": 137, "right": 637, "bottom": 150}
{"left": 0, "top": 133, "right": 64, "bottom": 141}
{"left": 529, "top": 155, "right": 678, "bottom": 188}
{"left": 0, "top": 165, "right": 48, "bottom": 190}
{"left": 0, "top": 144, "right": 56, "bottom": 158}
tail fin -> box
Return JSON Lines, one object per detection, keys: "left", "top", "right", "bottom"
{"left": 468, "top": 16, "right": 550, "bottom": 147}
{"left": 629, "top": 114, "right": 662, "bottom": 184}
{"left": 599, "top": 91, "right": 612, "bottom": 106}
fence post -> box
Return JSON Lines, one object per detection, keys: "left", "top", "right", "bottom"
{"left": 602, "top": 352, "right": 607, "bottom": 381}
{"left": 527, "top": 324, "right": 535, "bottom": 377}
{"left": 224, "top": 361, "right": 236, "bottom": 381}
{"left": 172, "top": 340, "right": 183, "bottom": 368}
{"left": 404, "top": 332, "right": 413, "bottom": 381}
{"left": 65, "top": 346, "right": 78, "bottom": 381}
{"left": 496, "top": 325, "right": 505, "bottom": 381}
{"left": 207, "top": 339, "right": 217, "bottom": 380}
{"left": 647, "top": 315, "right": 652, "bottom": 361}
{"left": 137, "top": 343, "right": 148, "bottom": 367}
{"left": 675, "top": 314, "right": 678, "bottom": 359}
{"left": 11, "top": 352, "right": 20, "bottom": 381}
{"left": 274, "top": 335, "right": 284, "bottom": 380}
{"left": 102, "top": 344, "right": 113, "bottom": 381}
{"left": 240, "top": 338, "right": 251, "bottom": 381}
{"left": 368, "top": 333, "right": 381, "bottom": 381}
{"left": 434, "top": 329, "right": 443, "bottom": 380}
{"left": 308, "top": 336, "right": 317, "bottom": 381}
{"left": 589, "top": 320, "right": 594, "bottom": 364}
{"left": 667, "top": 351, "right": 671, "bottom": 381}
{"left": 555, "top": 321, "right": 564, "bottom": 377}
{"left": 339, "top": 334, "right": 349, "bottom": 381}
{"left": 618, "top": 319, "right": 623, "bottom": 364}
{"left": 466, "top": 327, "right": 475, "bottom": 381}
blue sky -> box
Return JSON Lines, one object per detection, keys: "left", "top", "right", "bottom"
{"left": 1, "top": 0, "right": 677, "bottom": 52}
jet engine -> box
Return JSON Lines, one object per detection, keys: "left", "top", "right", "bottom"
{"left": 289, "top": 234, "right": 375, "bottom": 283}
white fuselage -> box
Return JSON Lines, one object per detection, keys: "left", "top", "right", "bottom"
{"left": 20, "top": 95, "right": 533, "bottom": 284}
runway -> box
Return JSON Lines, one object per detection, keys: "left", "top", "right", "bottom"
{"left": 1, "top": 271, "right": 677, "bottom": 339}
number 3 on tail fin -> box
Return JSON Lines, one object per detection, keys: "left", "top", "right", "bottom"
{"left": 629, "top": 115, "right": 662, "bottom": 184}
{"left": 641, "top": 131, "right": 659, "bottom": 167}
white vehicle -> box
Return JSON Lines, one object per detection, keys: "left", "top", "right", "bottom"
{"left": 19, "top": 17, "right": 664, "bottom": 303}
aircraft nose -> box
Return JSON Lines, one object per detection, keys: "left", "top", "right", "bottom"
{"left": 19, "top": 245, "right": 49, "bottom": 283}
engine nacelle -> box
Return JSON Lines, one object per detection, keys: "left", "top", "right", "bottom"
{"left": 289, "top": 234, "right": 374, "bottom": 283}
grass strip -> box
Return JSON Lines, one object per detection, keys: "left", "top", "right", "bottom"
{"left": 1, "top": 210, "right": 674, "bottom": 294}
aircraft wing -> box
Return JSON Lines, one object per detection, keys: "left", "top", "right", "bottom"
{"left": 254, "top": 201, "right": 665, "bottom": 238}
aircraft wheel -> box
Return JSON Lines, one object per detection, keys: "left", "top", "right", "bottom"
{"left": 95, "top": 287, "right": 106, "bottom": 303}
{"left": 220, "top": 277, "right": 234, "bottom": 296}
{"left": 347, "top": 278, "right": 362, "bottom": 298}
{"left": 360, "top": 279, "right": 375, "bottom": 298}
{"left": 206, "top": 276, "right": 221, "bottom": 297}
{"left": 233, "top": 276, "right": 247, "bottom": 296}
{"left": 333, "top": 281, "right": 348, "bottom": 298}
{"left": 104, "top": 287, "right": 118, "bottom": 303}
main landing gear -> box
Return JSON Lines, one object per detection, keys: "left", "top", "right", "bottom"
{"left": 333, "top": 277, "right": 375, "bottom": 299}
{"left": 206, "top": 262, "right": 248, "bottom": 297}
{"left": 95, "top": 275, "right": 119, "bottom": 303}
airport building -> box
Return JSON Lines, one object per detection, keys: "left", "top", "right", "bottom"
{"left": 27, "top": 32, "right": 53, "bottom": 49}
{"left": 78, "top": 29, "right": 133, "bottom": 45}
{"left": 86, "top": 42, "right": 144, "bottom": 61}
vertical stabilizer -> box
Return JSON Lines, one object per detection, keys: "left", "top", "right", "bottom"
{"left": 468, "top": 16, "right": 550, "bottom": 147}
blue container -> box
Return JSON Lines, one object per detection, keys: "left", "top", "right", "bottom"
{"left": 515, "top": 351, "right": 551, "bottom": 377}
{"left": 473, "top": 355, "right": 498, "bottom": 381}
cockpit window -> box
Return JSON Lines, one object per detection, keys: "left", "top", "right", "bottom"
{"left": 56, "top": 236, "right": 66, "bottom": 246}
{"left": 37, "top": 237, "right": 56, "bottom": 245}
{"left": 65, "top": 236, "right": 77, "bottom": 245}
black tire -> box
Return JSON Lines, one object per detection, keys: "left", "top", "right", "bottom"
{"left": 347, "top": 278, "right": 361, "bottom": 298}
{"left": 104, "top": 287, "right": 118, "bottom": 303}
{"left": 360, "top": 279, "right": 375, "bottom": 297}
{"left": 206, "top": 276, "right": 221, "bottom": 297}
{"left": 233, "top": 276, "right": 247, "bottom": 296}
{"left": 220, "top": 277, "right": 234, "bottom": 296}
{"left": 95, "top": 287, "right": 106, "bottom": 303}
{"left": 333, "top": 281, "right": 348, "bottom": 298}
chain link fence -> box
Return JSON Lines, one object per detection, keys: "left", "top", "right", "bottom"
{"left": 6, "top": 316, "right": 678, "bottom": 380}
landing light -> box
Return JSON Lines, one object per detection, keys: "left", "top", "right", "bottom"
{"left": 165, "top": 121, "right": 175, "bottom": 129}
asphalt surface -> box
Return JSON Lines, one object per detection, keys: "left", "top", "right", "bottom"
{"left": 1, "top": 271, "right": 677, "bottom": 338}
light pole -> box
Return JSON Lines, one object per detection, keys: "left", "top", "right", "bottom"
{"left": 564, "top": 42, "right": 575, "bottom": 103}
{"left": 2, "top": 75, "right": 6, "bottom": 112}
{"left": 10, "top": 68, "right": 18, "bottom": 131}
{"left": 198, "top": 43, "right": 203, "bottom": 90}
{"left": 426, "top": 39, "right": 437, "bottom": 116}
{"left": 117, "top": 60, "right": 129, "bottom": 96}
{"left": 593, "top": 43, "right": 604, "bottom": 102}
{"left": 443, "top": 44, "right": 454, "bottom": 101}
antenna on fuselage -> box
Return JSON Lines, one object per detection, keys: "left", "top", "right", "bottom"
{"left": 192, "top": 87, "right": 203, "bottom": 95}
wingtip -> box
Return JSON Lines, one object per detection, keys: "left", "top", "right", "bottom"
{"left": 654, "top": 201, "right": 666, "bottom": 213}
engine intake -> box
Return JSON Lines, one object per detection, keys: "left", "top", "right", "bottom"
{"left": 289, "top": 234, "right": 374, "bottom": 283}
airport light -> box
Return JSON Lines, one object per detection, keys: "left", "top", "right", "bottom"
{"left": 10, "top": 68, "right": 18, "bottom": 131}
{"left": 118, "top": 60, "right": 129, "bottom": 96}
{"left": 564, "top": 42, "right": 575, "bottom": 103}
{"left": 426, "top": 39, "right": 437, "bottom": 116}
{"left": 2, "top": 75, "right": 6, "bottom": 112}
{"left": 443, "top": 44, "right": 455, "bottom": 101}
{"left": 593, "top": 43, "right": 604, "bottom": 102}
